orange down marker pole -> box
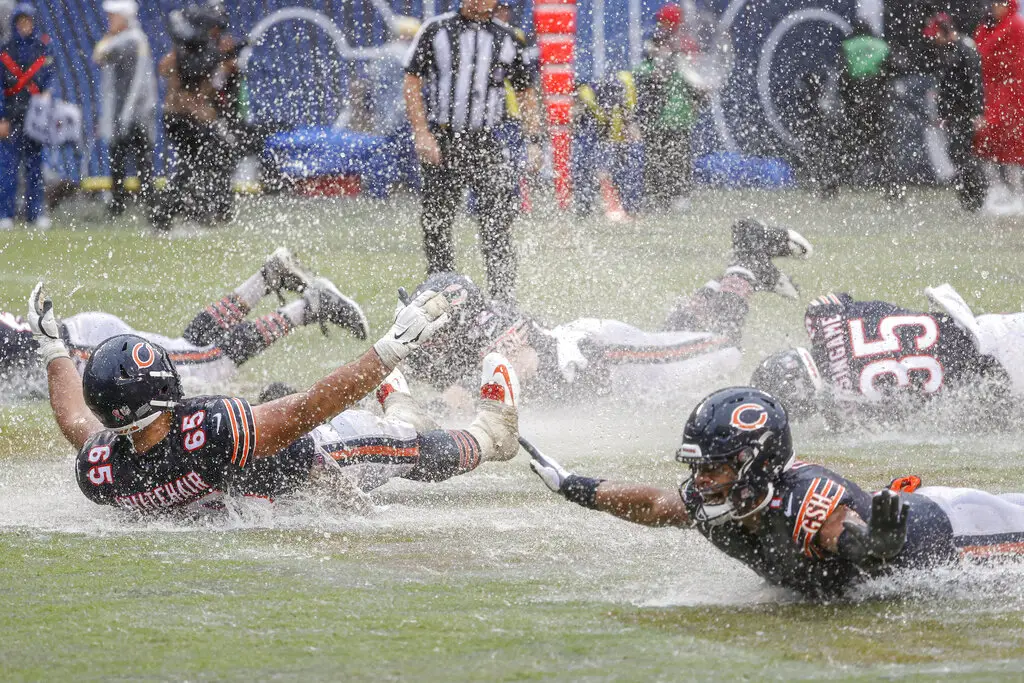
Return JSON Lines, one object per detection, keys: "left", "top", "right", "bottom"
{"left": 534, "top": 0, "right": 576, "bottom": 209}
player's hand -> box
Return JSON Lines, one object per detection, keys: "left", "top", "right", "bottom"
{"left": 842, "top": 490, "right": 909, "bottom": 562}
{"left": 523, "top": 437, "right": 572, "bottom": 493}
{"left": 413, "top": 130, "right": 442, "bottom": 165}
{"left": 28, "top": 281, "right": 70, "bottom": 366}
{"left": 373, "top": 288, "right": 452, "bottom": 369}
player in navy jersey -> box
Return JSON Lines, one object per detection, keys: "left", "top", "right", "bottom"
{"left": 404, "top": 219, "right": 812, "bottom": 406}
{"left": 526, "top": 387, "right": 1024, "bottom": 599}
{"left": 751, "top": 284, "right": 1023, "bottom": 426}
{"left": 28, "top": 279, "right": 525, "bottom": 515}
{"left": 1, "top": 248, "right": 368, "bottom": 398}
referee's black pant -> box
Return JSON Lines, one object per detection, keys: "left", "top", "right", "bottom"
{"left": 420, "top": 127, "right": 518, "bottom": 302}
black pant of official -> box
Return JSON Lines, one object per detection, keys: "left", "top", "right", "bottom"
{"left": 109, "top": 124, "right": 154, "bottom": 217}
{"left": 642, "top": 127, "right": 693, "bottom": 210}
{"left": 152, "top": 114, "right": 233, "bottom": 230}
{"left": 420, "top": 128, "right": 518, "bottom": 302}
{"left": 946, "top": 118, "right": 987, "bottom": 212}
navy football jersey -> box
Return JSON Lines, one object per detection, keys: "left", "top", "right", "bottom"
{"left": 74, "top": 395, "right": 314, "bottom": 512}
{"left": 804, "top": 293, "right": 989, "bottom": 403}
{"left": 697, "top": 462, "right": 955, "bottom": 598}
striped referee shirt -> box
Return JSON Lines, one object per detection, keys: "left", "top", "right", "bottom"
{"left": 404, "top": 12, "right": 537, "bottom": 131}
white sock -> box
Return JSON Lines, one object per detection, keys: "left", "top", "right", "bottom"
{"left": 234, "top": 271, "right": 269, "bottom": 309}
{"left": 383, "top": 393, "right": 438, "bottom": 432}
{"left": 466, "top": 403, "right": 519, "bottom": 463}
{"left": 278, "top": 298, "right": 307, "bottom": 327}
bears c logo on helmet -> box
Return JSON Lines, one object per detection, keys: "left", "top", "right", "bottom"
{"left": 132, "top": 342, "right": 156, "bottom": 369}
{"left": 730, "top": 403, "right": 768, "bottom": 431}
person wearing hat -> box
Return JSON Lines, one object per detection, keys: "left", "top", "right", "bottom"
{"left": 635, "top": 2, "right": 705, "bottom": 213}
{"left": 93, "top": 0, "right": 156, "bottom": 219}
{"left": 923, "top": 12, "right": 986, "bottom": 211}
{"left": 0, "top": 3, "right": 52, "bottom": 230}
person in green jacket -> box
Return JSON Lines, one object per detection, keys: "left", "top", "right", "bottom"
{"left": 837, "top": 19, "right": 901, "bottom": 199}
{"left": 635, "top": 3, "right": 706, "bottom": 213}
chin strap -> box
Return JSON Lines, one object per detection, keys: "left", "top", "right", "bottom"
{"left": 112, "top": 409, "right": 166, "bottom": 435}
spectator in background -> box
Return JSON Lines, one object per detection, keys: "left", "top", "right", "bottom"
{"left": 923, "top": 12, "right": 987, "bottom": 212}
{"left": 92, "top": 0, "right": 156, "bottom": 219}
{"left": 837, "top": 19, "right": 900, "bottom": 200}
{"left": 636, "top": 3, "right": 705, "bottom": 213}
{"left": 403, "top": 0, "right": 542, "bottom": 304}
{"left": 573, "top": 71, "right": 643, "bottom": 220}
{"left": 0, "top": 3, "right": 51, "bottom": 230}
{"left": 974, "top": 0, "right": 1024, "bottom": 207}
{"left": 151, "top": 3, "right": 232, "bottom": 231}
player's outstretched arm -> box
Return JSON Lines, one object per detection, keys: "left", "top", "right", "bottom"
{"left": 249, "top": 289, "right": 451, "bottom": 458}
{"left": 524, "top": 436, "right": 689, "bottom": 528}
{"left": 29, "top": 283, "right": 103, "bottom": 449}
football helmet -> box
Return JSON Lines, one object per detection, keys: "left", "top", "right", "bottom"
{"left": 676, "top": 387, "right": 794, "bottom": 526}
{"left": 749, "top": 347, "right": 823, "bottom": 419}
{"left": 82, "top": 334, "right": 183, "bottom": 434}
{"left": 412, "top": 272, "right": 487, "bottom": 333}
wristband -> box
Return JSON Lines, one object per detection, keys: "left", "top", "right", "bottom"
{"left": 561, "top": 475, "right": 604, "bottom": 509}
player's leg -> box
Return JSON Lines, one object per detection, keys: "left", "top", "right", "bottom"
{"left": 182, "top": 247, "right": 314, "bottom": 347}
{"left": 109, "top": 134, "right": 129, "bottom": 217}
{"left": 404, "top": 352, "right": 520, "bottom": 482}
{"left": 919, "top": 486, "right": 1024, "bottom": 557}
{"left": 663, "top": 219, "right": 812, "bottom": 341}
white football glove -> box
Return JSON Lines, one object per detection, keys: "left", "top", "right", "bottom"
{"left": 522, "top": 437, "right": 572, "bottom": 493}
{"left": 373, "top": 288, "right": 452, "bottom": 369}
{"left": 28, "top": 281, "right": 70, "bottom": 366}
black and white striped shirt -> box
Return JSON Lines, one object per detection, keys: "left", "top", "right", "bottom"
{"left": 404, "top": 12, "right": 537, "bottom": 131}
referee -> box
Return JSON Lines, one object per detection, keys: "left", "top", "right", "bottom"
{"left": 403, "top": 0, "right": 542, "bottom": 304}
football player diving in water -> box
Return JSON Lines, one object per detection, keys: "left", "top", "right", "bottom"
{"left": 1, "top": 248, "right": 368, "bottom": 398}
{"left": 30, "top": 282, "right": 521, "bottom": 514}
{"left": 527, "top": 386, "right": 1024, "bottom": 600}
{"left": 751, "top": 284, "right": 1024, "bottom": 427}
{"left": 403, "top": 219, "right": 812, "bottom": 406}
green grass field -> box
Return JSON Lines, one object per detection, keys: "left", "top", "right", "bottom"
{"left": 3, "top": 189, "right": 1024, "bottom": 681}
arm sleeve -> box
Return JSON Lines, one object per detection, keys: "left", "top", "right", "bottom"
{"left": 403, "top": 23, "right": 434, "bottom": 76}
{"left": 790, "top": 475, "right": 855, "bottom": 556}
{"left": 507, "top": 35, "right": 539, "bottom": 92}
{"left": 204, "top": 397, "right": 259, "bottom": 470}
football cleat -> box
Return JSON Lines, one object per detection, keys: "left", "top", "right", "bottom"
{"left": 725, "top": 263, "right": 799, "bottom": 300}
{"left": 479, "top": 352, "right": 520, "bottom": 408}
{"left": 261, "top": 247, "right": 315, "bottom": 303}
{"left": 303, "top": 277, "right": 371, "bottom": 339}
{"left": 731, "top": 218, "right": 812, "bottom": 261}
{"left": 375, "top": 366, "right": 411, "bottom": 409}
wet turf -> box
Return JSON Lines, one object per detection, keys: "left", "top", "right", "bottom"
{"left": 2, "top": 189, "right": 1024, "bottom": 680}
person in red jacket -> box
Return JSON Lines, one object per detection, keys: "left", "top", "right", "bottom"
{"left": 974, "top": 0, "right": 1024, "bottom": 202}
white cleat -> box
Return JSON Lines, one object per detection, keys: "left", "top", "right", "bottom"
{"left": 0, "top": 218, "right": 13, "bottom": 231}
{"left": 480, "top": 352, "right": 520, "bottom": 408}
{"left": 375, "top": 366, "right": 411, "bottom": 409}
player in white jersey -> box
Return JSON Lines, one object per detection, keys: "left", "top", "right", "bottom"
{"left": 403, "top": 219, "right": 813, "bottom": 406}
{"left": 1, "top": 248, "right": 369, "bottom": 397}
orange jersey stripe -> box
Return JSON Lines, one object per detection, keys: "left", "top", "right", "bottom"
{"left": 231, "top": 398, "right": 251, "bottom": 468}
{"left": 222, "top": 398, "right": 241, "bottom": 464}
{"left": 960, "top": 541, "right": 1024, "bottom": 558}
{"left": 169, "top": 348, "right": 224, "bottom": 363}
{"left": 330, "top": 445, "right": 419, "bottom": 461}
{"left": 602, "top": 338, "right": 729, "bottom": 362}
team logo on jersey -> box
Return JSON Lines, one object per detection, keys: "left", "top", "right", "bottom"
{"left": 730, "top": 403, "right": 767, "bottom": 431}
{"left": 132, "top": 342, "right": 156, "bottom": 369}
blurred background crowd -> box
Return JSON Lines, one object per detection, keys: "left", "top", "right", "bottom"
{"left": 0, "top": 0, "right": 1023, "bottom": 234}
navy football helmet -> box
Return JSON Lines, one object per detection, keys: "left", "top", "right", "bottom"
{"left": 676, "top": 387, "right": 794, "bottom": 526}
{"left": 750, "top": 347, "right": 823, "bottom": 419}
{"left": 82, "top": 334, "right": 183, "bottom": 434}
